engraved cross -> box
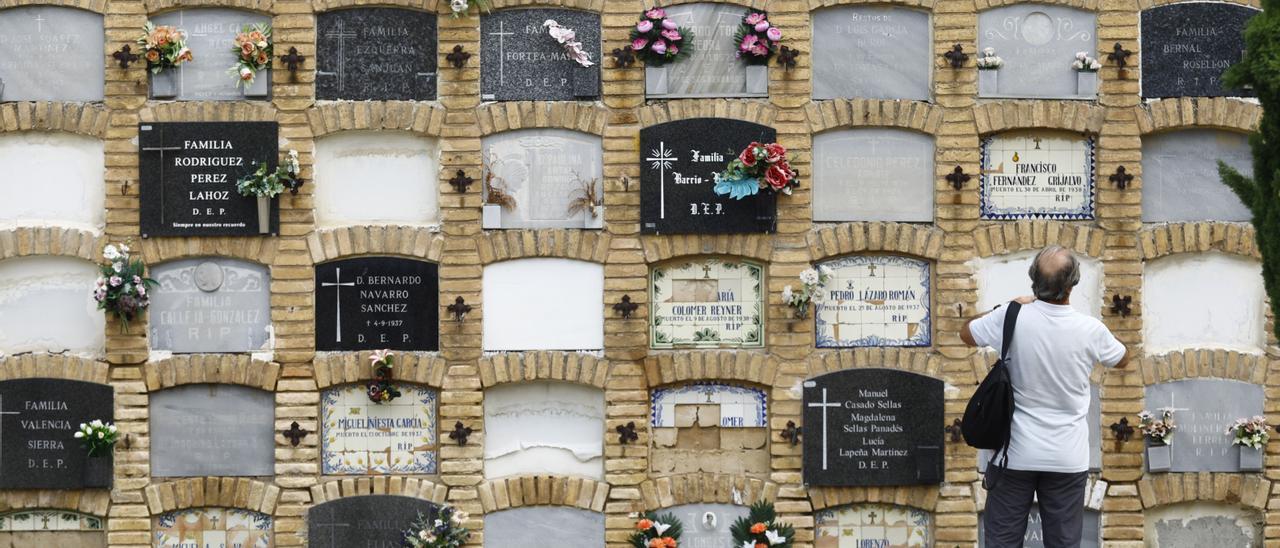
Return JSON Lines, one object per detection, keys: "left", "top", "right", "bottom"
{"left": 489, "top": 21, "right": 514, "bottom": 86}
{"left": 807, "top": 388, "right": 841, "bottom": 470}
{"left": 645, "top": 142, "right": 677, "bottom": 219}
{"left": 321, "top": 268, "right": 355, "bottom": 343}
{"left": 320, "top": 20, "right": 357, "bottom": 92}
{"left": 312, "top": 507, "right": 350, "bottom": 546}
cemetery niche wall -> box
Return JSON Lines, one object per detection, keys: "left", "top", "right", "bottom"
{"left": 1141, "top": 129, "right": 1254, "bottom": 222}
{"left": 483, "top": 507, "right": 606, "bottom": 547}
{"left": 153, "top": 508, "right": 272, "bottom": 548}
{"left": 480, "top": 8, "right": 600, "bottom": 101}
{"left": 0, "top": 6, "right": 104, "bottom": 102}
{"left": 316, "top": 8, "right": 438, "bottom": 101}
{"left": 650, "top": 382, "right": 769, "bottom": 475}
{"left": 1143, "top": 252, "right": 1265, "bottom": 355}
{"left": 0, "top": 132, "right": 105, "bottom": 232}
{"left": 811, "top": 129, "right": 934, "bottom": 222}
{"left": 814, "top": 255, "right": 932, "bottom": 348}
{"left": 650, "top": 257, "right": 764, "bottom": 349}
{"left": 483, "top": 381, "right": 605, "bottom": 480}
{"left": 811, "top": 6, "right": 931, "bottom": 101}
{"left": 148, "top": 9, "right": 273, "bottom": 100}
{"left": 978, "top": 4, "right": 1098, "bottom": 99}
{"left": 0, "top": 510, "right": 106, "bottom": 548}
{"left": 814, "top": 503, "right": 934, "bottom": 547}
{"left": 645, "top": 3, "right": 764, "bottom": 98}
{"left": 314, "top": 257, "right": 439, "bottom": 352}
{"left": 148, "top": 384, "right": 275, "bottom": 477}
{"left": 481, "top": 129, "right": 604, "bottom": 230}
{"left": 1141, "top": 3, "right": 1259, "bottom": 98}
{"left": 148, "top": 257, "right": 272, "bottom": 354}
{"left": 320, "top": 383, "right": 438, "bottom": 475}
{"left": 0, "top": 256, "right": 104, "bottom": 357}
{"left": 314, "top": 131, "right": 441, "bottom": 228}
{"left": 980, "top": 130, "right": 1095, "bottom": 220}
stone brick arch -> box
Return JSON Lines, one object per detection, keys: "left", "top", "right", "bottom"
{"left": 0, "top": 227, "right": 103, "bottom": 261}
{"left": 0, "top": 491, "right": 111, "bottom": 516}
{"left": 804, "top": 100, "right": 944, "bottom": 135}
{"left": 138, "top": 237, "right": 279, "bottom": 264}
{"left": 144, "top": 477, "right": 281, "bottom": 515}
{"left": 144, "top": 0, "right": 272, "bottom": 14}
{"left": 309, "top": 476, "right": 449, "bottom": 506}
{"left": 486, "top": 0, "right": 599, "bottom": 11}
{"left": 643, "top": 351, "right": 778, "bottom": 388}
{"left": 312, "top": 0, "right": 433, "bottom": 13}
{"left": 1138, "top": 222, "right": 1260, "bottom": 261}
{"left": 142, "top": 355, "right": 280, "bottom": 392}
{"left": 0, "top": 103, "right": 110, "bottom": 137}
{"left": 637, "top": 473, "right": 778, "bottom": 511}
{"left": 0, "top": 0, "right": 107, "bottom": 11}
{"left": 807, "top": 223, "right": 945, "bottom": 262}
{"left": 640, "top": 237, "right": 773, "bottom": 264}
{"left": 808, "top": 485, "right": 939, "bottom": 512}
{"left": 972, "top": 221, "right": 1106, "bottom": 258}
{"left": 1137, "top": 349, "right": 1267, "bottom": 386}
{"left": 808, "top": 349, "right": 942, "bottom": 380}
{"left": 139, "top": 102, "right": 277, "bottom": 124}
{"left": 1137, "top": 473, "right": 1270, "bottom": 510}
{"left": 0, "top": 354, "right": 109, "bottom": 384}
{"left": 476, "top": 102, "right": 609, "bottom": 136}
{"left": 638, "top": 100, "right": 779, "bottom": 129}
{"left": 307, "top": 102, "right": 447, "bottom": 138}
{"left": 474, "top": 229, "right": 611, "bottom": 264}
{"left": 477, "top": 475, "right": 610, "bottom": 513}
{"left": 307, "top": 226, "right": 446, "bottom": 263}
{"left": 980, "top": 0, "right": 1098, "bottom": 10}
{"left": 478, "top": 351, "right": 611, "bottom": 388}
{"left": 973, "top": 101, "right": 1107, "bottom": 136}
{"left": 1134, "top": 97, "right": 1262, "bottom": 135}
{"left": 314, "top": 352, "right": 447, "bottom": 389}
{"left": 806, "top": 0, "right": 934, "bottom": 10}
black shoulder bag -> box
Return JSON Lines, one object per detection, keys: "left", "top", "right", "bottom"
{"left": 961, "top": 301, "right": 1021, "bottom": 489}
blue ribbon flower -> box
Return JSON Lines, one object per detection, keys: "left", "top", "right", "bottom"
{"left": 713, "top": 176, "right": 760, "bottom": 200}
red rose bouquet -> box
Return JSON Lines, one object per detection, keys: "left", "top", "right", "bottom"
{"left": 734, "top": 9, "right": 781, "bottom": 65}
{"left": 713, "top": 142, "right": 799, "bottom": 200}
{"left": 629, "top": 7, "right": 693, "bottom": 67}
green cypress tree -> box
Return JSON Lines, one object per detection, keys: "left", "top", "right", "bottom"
{"left": 1218, "top": 0, "right": 1280, "bottom": 339}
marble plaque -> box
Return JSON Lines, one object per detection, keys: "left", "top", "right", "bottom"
{"left": 150, "top": 9, "right": 272, "bottom": 100}
{"left": 484, "top": 507, "right": 605, "bottom": 547}
{"left": 0, "top": 6, "right": 104, "bottom": 102}
{"left": 315, "top": 257, "right": 439, "bottom": 352}
{"left": 979, "top": 506, "right": 1100, "bottom": 548}
{"left": 978, "top": 5, "right": 1097, "bottom": 98}
{"left": 139, "top": 122, "right": 279, "bottom": 237}
{"left": 482, "top": 129, "right": 604, "bottom": 229}
{"left": 0, "top": 132, "right": 104, "bottom": 232}
{"left": 0, "top": 510, "right": 105, "bottom": 548}
{"left": 309, "top": 496, "right": 437, "bottom": 548}
{"left": 651, "top": 4, "right": 760, "bottom": 98}
{"left": 651, "top": 383, "right": 767, "bottom": 428}
{"left": 650, "top": 258, "right": 764, "bottom": 349}
{"left": 314, "top": 131, "right": 441, "bottom": 228}
{"left": 0, "top": 256, "right": 104, "bottom": 356}
{"left": 972, "top": 250, "right": 1105, "bottom": 320}
{"left": 149, "top": 258, "right": 271, "bottom": 353}
{"left": 980, "top": 131, "right": 1095, "bottom": 219}
{"left": 1141, "top": 4, "right": 1257, "bottom": 98}
{"left": 482, "top": 258, "right": 604, "bottom": 351}
{"left": 815, "top": 255, "right": 932, "bottom": 348}
{"left": 1141, "top": 129, "right": 1253, "bottom": 222}
{"left": 812, "top": 6, "right": 931, "bottom": 100}
{"left": 1146, "top": 504, "right": 1263, "bottom": 547}
{"left": 640, "top": 118, "right": 778, "bottom": 234}
{"left": 484, "top": 382, "right": 604, "bottom": 480}
{"left": 154, "top": 508, "right": 272, "bottom": 548}
{"left": 317, "top": 8, "right": 437, "bottom": 100}
{"left": 1143, "top": 253, "right": 1265, "bottom": 355}
{"left": 1145, "top": 379, "right": 1264, "bottom": 472}
{"left": 803, "top": 369, "right": 944, "bottom": 486}
{"left": 0, "top": 379, "right": 113, "bottom": 489}
{"left": 812, "top": 128, "right": 935, "bottom": 222}
{"left": 480, "top": 8, "right": 600, "bottom": 101}
{"left": 320, "top": 383, "right": 437, "bottom": 475}
{"left": 149, "top": 384, "right": 274, "bottom": 477}
{"left": 815, "top": 503, "right": 933, "bottom": 547}
{"left": 663, "top": 504, "right": 749, "bottom": 548}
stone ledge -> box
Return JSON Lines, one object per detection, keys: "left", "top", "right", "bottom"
{"left": 808, "top": 485, "right": 939, "bottom": 512}
{"left": 307, "top": 226, "right": 446, "bottom": 263}
{"left": 143, "top": 355, "right": 280, "bottom": 392}
{"left": 0, "top": 354, "right": 109, "bottom": 384}
{"left": 308, "top": 476, "right": 448, "bottom": 505}
{"left": 1139, "top": 349, "right": 1268, "bottom": 386}
{"left": 640, "top": 234, "right": 773, "bottom": 263}
{"left": 144, "top": 477, "right": 280, "bottom": 515}
{"left": 804, "top": 0, "right": 934, "bottom": 13}
{"left": 476, "top": 475, "right": 609, "bottom": 513}
{"left": 805, "top": 99, "right": 943, "bottom": 134}
{"left": 478, "top": 351, "right": 610, "bottom": 388}
{"left": 637, "top": 99, "right": 778, "bottom": 129}
{"left": 0, "top": 102, "right": 110, "bottom": 137}
{"left": 0, "top": 490, "right": 111, "bottom": 515}
{"left": 637, "top": 473, "right": 777, "bottom": 511}
{"left": 474, "top": 229, "right": 611, "bottom": 264}
{"left": 1134, "top": 97, "right": 1263, "bottom": 134}
{"left": 486, "top": 0, "right": 601, "bottom": 11}
{"left": 314, "top": 351, "right": 447, "bottom": 389}
{"left": 807, "top": 222, "right": 945, "bottom": 261}
{"left": 1136, "top": 472, "right": 1270, "bottom": 510}
{"left": 973, "top": 101, "right": 1106, "bottom": 135}
{"left": 1138, "top": 222, "right": 1259, "bottom": 260}
{"left": 644, "top": 351, "right": 777, "bottom": 388}
{"left": 476, "top": 102, "right": 609, "bottom": 136}
{"left": 144, "top": 0, "right": 272, "bottom": 14}
{"left": 972, "top": 221, "right": 1105, "bottom": 258}
{"left": 0, "top": 227, "right": 102, "bottom": 261}
{"left": 139, "top": 237, "right": 279, "bottom": 264}
{"left": 139, "top": 101, "right": 277, "bottom": 123}
{"left": 809, "top": 348, "right": 942, "bottom": 380}
{"left": 308, "top": 102, "right": 447, "bottom": 138}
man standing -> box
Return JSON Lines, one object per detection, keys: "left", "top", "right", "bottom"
{"left": 961, "top": 245, "right": 1129, "bottom": 548}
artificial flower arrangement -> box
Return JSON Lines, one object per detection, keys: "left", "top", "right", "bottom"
{"left": 566, "top": 175, "right": 603, "bottom": 219}
{"left": 629, "top": 512, "right": 683, "bottom": 548}
{"left": 629, "top": 7, "right": 693, "bottom": 66}
{"left": 236, "top": 149, "right": 302, "bottom": 199}
{"left": 448, "top": 0, "right": 491, "bottom": 18}
{"left": 403, "top": 505, "right": 470, "bottom": 548}
{"left": 734, "top": 10, "right": 782, "bottom": 65}
{"left": 730, "top": 501, "right": 795, "bottom": 548}
{"left": 976, "top": 47, "right": 1003, "bottom": 70}
{"left": 544, "top": 19, "right": 595, "bottom": 68}
{"left": 1227, "top": 415, "right": 1270, "bottom": 450}
{"left": 782, "top": 265, "right": 833, "bottom": 319}
{"left": 1138, "top": 409, "right": 1177, "bottom": 446}
{"left": 483, "top": 152, "right": 518, "bottom": 210}
{"left": 74, "top": 420, "right": 118, "bottom": 457}
{"left": 136, "top": 21, "right": 193, "bottom": 74}
{"left": 713, "top": 142, "right": 799, "bottom": 200}
{"left": 94, "top": 242, "right": 157, "bottom": 333}
{"left": 367, "top": 349, "right": 402, "bottom": 404}
{"left": 230, "top": 23, "right": 273, "bottom": 87}
{"left": 1071, "top": 51, "right": 1102, "bottom": 72}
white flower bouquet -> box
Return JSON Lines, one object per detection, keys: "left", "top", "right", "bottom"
{"left": 74, "top": 420, "right": 118, "bottom": 457}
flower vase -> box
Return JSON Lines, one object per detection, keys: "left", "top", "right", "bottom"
{"left": 584, "top": 205, "right": 604, "bottom": 229}
{"left": 978, "top": 70, "right": 998, "bottom": 95}
{"left": 482, "top": 204, "right": 502, "bottom": 229}
{"left": 1077, "top": 70, "right": 1097, "bottom": 96}
{"left": 150, "top": 70, "right": 178, "bottom": 99}
{"left": 754, "top": 189, "right": 777, "bottom": 232}
{"left": 1146, "top": 441, "right": 1172, "bottom": 473}
{"left": 82, "top": 454, "right": 112, "bottom": 488}
{"left": 1240, "top": 446, "right": 1264, "bottom": 472}
{"left": 242, "top": 70, "right": 270, "bottom": 98}
{"left": 645, "top": 65, "right": 669, "bottom": 96}
{"left": 745, "top": 64, "right": 768, "bottom": 95}
{"left": 256, "top": 196, "right": 271, "bottom": 234}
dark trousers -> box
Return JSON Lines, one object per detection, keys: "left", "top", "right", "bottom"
{"left": 983, "top": 467, "right": 1088, "bottom": 548}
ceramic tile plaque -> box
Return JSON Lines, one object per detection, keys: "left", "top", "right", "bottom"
{"left": 650, "top": 258, "right": 764, "bottom": 349}
{"left": 815, "top": 255, "right": 932, "bottom": 348}
{"left": 651, "top": 383, "right": 767, "bottom": 428}
{"left": 1141, "top": 4, "right": 1257, "bottom": 98}
{"left": 149, "top": 258, "right": 271, "bottom": 354}
{"left": 815, "top": 503, "right": 933, "bottom": 547}
{"left": 154, "top": 508, "right": 272, "bottom": 548}
{"left": 1141, "top": 129, "right": 1253, "bottom": 222}
{"left": 149, "top": 384, "right": 275, "bottom": 477}
{"left": 0, "top": 510, "right": 105, "bottom": 548}
{"left": 812, "top": 6, "right": 931, "bottom": 100}
{"left": 314, "top": 257, "right": 439, "bottom": 352}
{"left": 320, "top": 384, "right": 437, "bottom": 475}
{"left": 980, "top": 130, "right": 1095, "bottom": 220}
{"left": 663, "top": 504, "right": 749, "bottom": 548}
{"left": 978, "top": 5, "right": 1096, "bottom": 99}
{"left": 812, "top": 128, "right": 935, "bottom": 222}
{"left": 650, "top": 3, "right": 759, "bottom": 98}
{"left": 0, "top": 379, "right": 113, "bottom": 489}
{"left": 0, "top": 6, "right": 104, "bottom": 102}
{"left": 480, "top": 8, "right": 600, "bottom": 101}
{"left": 1144, "top": 379, "right": 1263, "bottom": 472}
{"left": 482, "top": 129, "right": 604, "bottom": 229}
{"left": 150, "top": 9, "right": 272, "bottom": 100}
{"left": 316, "top": 8, "right": 438, "bottom": 101}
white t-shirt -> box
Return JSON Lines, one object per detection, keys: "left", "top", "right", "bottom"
{"left": 970, "top": 300, "right": 1126, "bottom": 473}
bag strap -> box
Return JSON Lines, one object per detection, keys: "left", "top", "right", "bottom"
{"left": 986, "top": 300, "right": 1022, "bottom": 489}
{"left": 1000, "top": 301, "right": 1022, "bottom": 362}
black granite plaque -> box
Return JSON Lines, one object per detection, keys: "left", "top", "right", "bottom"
{"left": 317, "top": 8, "right": 438, "bottom": 101}
{"left": 640, "top": 118, "right": 778, "bottom": 234}
{"left": 1141, "top": 3, "right": 1258, "bottom": 98}
{"left": 140, "top": 122, "right": 279, "bottom": 237}
{"left": 0, "top": 379, "right": 113, "bottom": 489}
{"left": 308, "top": 495, "right": 439, "bottom": 548}
{"left": 802, "top": 368, "right": 943, "bottom": 486}
{"left": 480, "top": 8, "right": 600, "bottom": 101}
{"left": 315, "top": 257, "right": 439, "bottom": 351}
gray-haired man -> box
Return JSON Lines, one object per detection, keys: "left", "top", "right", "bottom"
{"left": 961, "top": 245, "right": 1130, "bottom": 547}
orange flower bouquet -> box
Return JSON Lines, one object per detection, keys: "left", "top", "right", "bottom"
{"left": 730, "top": 501, "right": 795, "bottom": 547}
{"left": 230, "top": 23, "right": 273, "bottom": 87}
{"left": 629, "top": 512, "right": 682, "bottom": 548}
{"left": 136, "top": 21, "right": 193, "bottom": 74}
